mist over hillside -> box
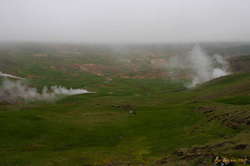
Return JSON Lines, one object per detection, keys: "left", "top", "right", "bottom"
{"left": 1, "top": 0, "right": 250, "bottom": 165}
{"left": 0, "top": 42, "right": 250, "bottom": 166}
{"left": 0, "top": 42, "right": 249, "bottom": 103}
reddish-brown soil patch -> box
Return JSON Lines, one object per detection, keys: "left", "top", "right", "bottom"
{"left": 72, "top": 64, "right": 120, "bottom": 76}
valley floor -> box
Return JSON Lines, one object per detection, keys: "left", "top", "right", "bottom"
{"left": 1, "top": 74, "right": 250, "bottom": 166}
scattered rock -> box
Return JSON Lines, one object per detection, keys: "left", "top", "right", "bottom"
{"left": 233, "top": 144, "right": 248, "bottom": 150}
{"left": 197, "top": 106, "right": 216, "bottom": 113}
{"left": 128, "top": 110, "right": 136, "bottom": 115}
{"left": 155, "top": 157, "right": 169, "bottom": 165}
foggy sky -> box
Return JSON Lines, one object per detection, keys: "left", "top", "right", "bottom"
{"left": 1, "top": 0, "right": 250, "bottom": 43}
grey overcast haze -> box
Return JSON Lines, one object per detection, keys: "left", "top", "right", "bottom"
{"left": 1, "top": 0, "right": 250, "bottom": 43}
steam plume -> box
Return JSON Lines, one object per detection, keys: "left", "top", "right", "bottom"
{"left": 168, "top": 44, "right": 229, "bottom": 87}
{"left": 0, "top": 79, "right": 91, "bottom": 103}
{"left": 188, "top": 45, "right": 229, "bottom": 87}
{"left": 0, "top": 71, "right": 24, "bottom": 80}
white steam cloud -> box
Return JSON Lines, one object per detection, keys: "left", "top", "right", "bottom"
{"left": 0, "top": 71, "right": 24, "bottom": 80}
{"left": 0, "top": 79, "right": 91, "bottom": 103}
{"left": 168, "top": 44, "right": 230, "bottom": 87}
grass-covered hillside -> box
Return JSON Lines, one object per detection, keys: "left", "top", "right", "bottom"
{"left": 0, "top": 43, "right": 250, "bottom": 166}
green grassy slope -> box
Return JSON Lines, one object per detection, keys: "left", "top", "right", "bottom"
{"left": 0, "top": 44, "right": 250, "bottom": 166}
{"left": 2, "top": 73, "right": 250, "bottom": 165}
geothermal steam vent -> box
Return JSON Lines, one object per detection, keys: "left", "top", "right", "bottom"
{"left": 0, "top": 72, "right": 91, "bottom": 103}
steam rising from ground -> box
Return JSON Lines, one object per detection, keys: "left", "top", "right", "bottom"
{"left": 168, "top": 44, "right": 229, "bottom": 87}
{"left": 0, "top": 79, "right": 90, "bottom": 103}
{"left": 0, "top": 72, "right": 24, "bottom": 80}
